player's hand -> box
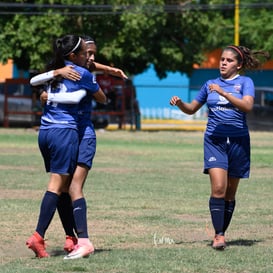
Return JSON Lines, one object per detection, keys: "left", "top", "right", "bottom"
{"left": 55, "top": 66, "right": 81, "bottom": 81}
{"left": 209, "top": 84, "right": 223, "bottom": 94}
{"left": 170, "top": 96, "right": 181, "bottom": 106}
{"left": 108, "top": 68, "right": 128, "bottom": 80}
{"left": 40, "top": 91, "right": 48, "bottom": 106}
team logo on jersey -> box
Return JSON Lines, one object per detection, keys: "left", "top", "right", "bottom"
{"left": 93, "top": 74, "right": 97, "bottom": 84}
{"left": 233, "top": 84, "right": 241, "bottom": 93}
{"left": 217, "top": 95, "right": 229, "bottom": 105}
{"left": 208, "top": 156, "right": 217, "bottom": 162}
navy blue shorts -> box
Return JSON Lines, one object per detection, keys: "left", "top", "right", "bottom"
{"left": 203, "top": 134, "right": 250, "bottom": 178}
{"left": 38, "top": 128, "right": 79, "bottom": 175}
{"left": 77, "top": 137, "right": 96, "bottom": 169}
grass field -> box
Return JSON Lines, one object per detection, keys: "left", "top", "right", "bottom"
{"left": 0, "top": 128, "right": 273, "bottom": 273}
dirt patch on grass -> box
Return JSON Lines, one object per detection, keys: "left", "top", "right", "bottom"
{"left": 0, "top": 165, "right": 38, "bottom": 171}
{"left": 0, "top": 189, "right": 42, "bottom": 200}
{"left": 94, "top": 167, "right": 133, "bottom": 174}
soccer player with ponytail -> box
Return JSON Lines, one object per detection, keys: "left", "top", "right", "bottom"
{"left": 26, "top": 34, "right": 106, "bottom": 258}
{"left": 170, "top": 45, "right": 269, "bottom": 250}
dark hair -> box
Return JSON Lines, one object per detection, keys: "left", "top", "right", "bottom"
{"left": 46, "top": 34, "right": 83, "bottom": 88}
{"left": 47, "top": 34, "right": 83, "bottom": 71}
{"left": 224, "top": 45, "right": 270, "bottom": 71}
{"left": 81, "top": 35, "right": 95, "bottom": 44}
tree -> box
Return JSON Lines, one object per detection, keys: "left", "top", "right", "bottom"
{"left": 0, "top": 0, "right": 273, "bottom": 78}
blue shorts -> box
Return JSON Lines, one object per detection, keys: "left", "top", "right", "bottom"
{"left": 77, "top": 137, "right": 96, "bottom": 169}
{"left": 203, "top": 134, "right": 250, "bottom": 178}
{"left": 38, "top": 128, "right": 79, "bottom": 175}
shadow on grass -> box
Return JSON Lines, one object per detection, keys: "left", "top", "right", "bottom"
{"left": 227, "top": 239, "right": 262, "bottom": 247}
{"left": 50, "top": 248, "right": 112, "bottom": 257}
{"left": 174, "top": 239, "right": 261, "bottom": 248}
{"left": 204, "top": 239, "right": 262, "bottom": 248}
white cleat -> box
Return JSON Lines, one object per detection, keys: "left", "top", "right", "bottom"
{"left": 64, "top": 243, "right": 95, "bottom": 260}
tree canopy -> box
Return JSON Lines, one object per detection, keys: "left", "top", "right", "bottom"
{"left": 1, "top": 0, "right": 273, "bottom": 78}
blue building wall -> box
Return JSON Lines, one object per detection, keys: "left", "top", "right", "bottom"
{"left": 13, "top": 64, "right": 29, "bottom": 79}
{"left": 133, "top": 65, "right": 190, "bottom": 119}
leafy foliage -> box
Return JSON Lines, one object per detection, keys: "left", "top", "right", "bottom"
{"left": 0, "top": 0, "right": 273, "bottom": 77}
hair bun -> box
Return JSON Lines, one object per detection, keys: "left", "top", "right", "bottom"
{"left": 55, "top": 38, "right": 63, "bottom": 49}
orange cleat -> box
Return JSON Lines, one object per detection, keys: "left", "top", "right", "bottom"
{"left": 64, "top": 236, "right": 78, "bottom": 253}
{"left": 212, "top": 234, "right": 226, "bottom": 250}
{"left": 26, "top": 232, "right": 50, "bottom": 258}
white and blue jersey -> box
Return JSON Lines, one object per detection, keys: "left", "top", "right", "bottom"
{"left": 195, "top": 75, "right": 255, "bottom": 137}
{"left": 40, "top": 61, "right": 99, "bottom": 130}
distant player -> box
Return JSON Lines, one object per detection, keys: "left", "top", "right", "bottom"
{"left": 170, "top": 45, "right": 269, "bottom": 250}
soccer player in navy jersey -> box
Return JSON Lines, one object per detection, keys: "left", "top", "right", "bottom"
{"left": 170, "top": 45, "right": 269, "bottom": 250}
{"left": 26, "top": 34, "right": 107, "bottom": 258}
{"left": 62, "top": 36, "right": 128, "bottom": 260}
{"left": 29, "top": 35, "right": 127, "bottom": 259}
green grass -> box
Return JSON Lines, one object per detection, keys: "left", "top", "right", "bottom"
{"left": 0, "top": 128, "right": 273, "bottom": 273}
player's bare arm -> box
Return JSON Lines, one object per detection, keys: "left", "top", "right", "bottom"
{"left": 93, "top": 88, "right": 107, "bottom": 104}
{"left": 170, "top": 96, "right": 202, "bottom": 115}
{"left": 93, "top": 62, "right": 128, "bottom": 80}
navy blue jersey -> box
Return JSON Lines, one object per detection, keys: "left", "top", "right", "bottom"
{"left": 77, "top": 72, "right": 100, "bottom": 139}
{"left": 40, "top": 61, "right": 99, "bottom": 130}
{"left": 77, "top": 92, "right": 96, "bottom": 139}
{"left": 195, "top": 75, "right": 255, "bottom": 137}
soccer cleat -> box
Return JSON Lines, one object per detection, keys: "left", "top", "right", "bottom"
{"left": 212, "top": 234, "right": 226, "bottom": 250}
{"left": 64, "top": 236, "right": 78, "bottom": 253}
{"left": 63, "top": 242, "right": 95, "bottom": 260}
{"left": 26, "top": 232, "right": 50, "bottom": 258}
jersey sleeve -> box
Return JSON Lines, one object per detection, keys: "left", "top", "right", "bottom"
{"left": 47, "top": 89, "right": 86, "bottom": 104}
{"left": 194, "top": 82, "right": 209, "bottom": 104}
{"left": 80, "top": 70, "right": 100, "bottom": 94}
{"left": 242, "top": 77, "right": 255, "bottom": 97}
{"left": 30, "top": 70, "right": 54, "bottom": 86}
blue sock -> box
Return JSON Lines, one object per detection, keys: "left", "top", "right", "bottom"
{"left": 209, "top": 197, "right": 225, "bottom": 235}
{"left": 57, "top": 192, "right": 76, "bottom": 237}
{"left": 36, "top": 191, "right": 59, "bottom": 238}
{"left": 223, "top": 200, "right": 236, "bottom": 233}
{"left": 73, "top": 198, "right": 88, "bottom": 238}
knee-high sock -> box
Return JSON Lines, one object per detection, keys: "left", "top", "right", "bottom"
{"left": 209, "top": 197, "right": 225, "bottom": 235}
{"left": 57, "top": 192, "right": 76, "bottom": 237}
{"left": 73, "top": 198, "right": 88, "bottom": 238}
{"left": 36, "top": 191, "right": 59, "bottom": 238}
{"left": 223, "top": 200, "right": 236, "bottom": 233}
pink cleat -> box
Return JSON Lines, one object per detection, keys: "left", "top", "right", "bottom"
{"left": 64, "top": 242, "right": 94, "bottom": 260}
